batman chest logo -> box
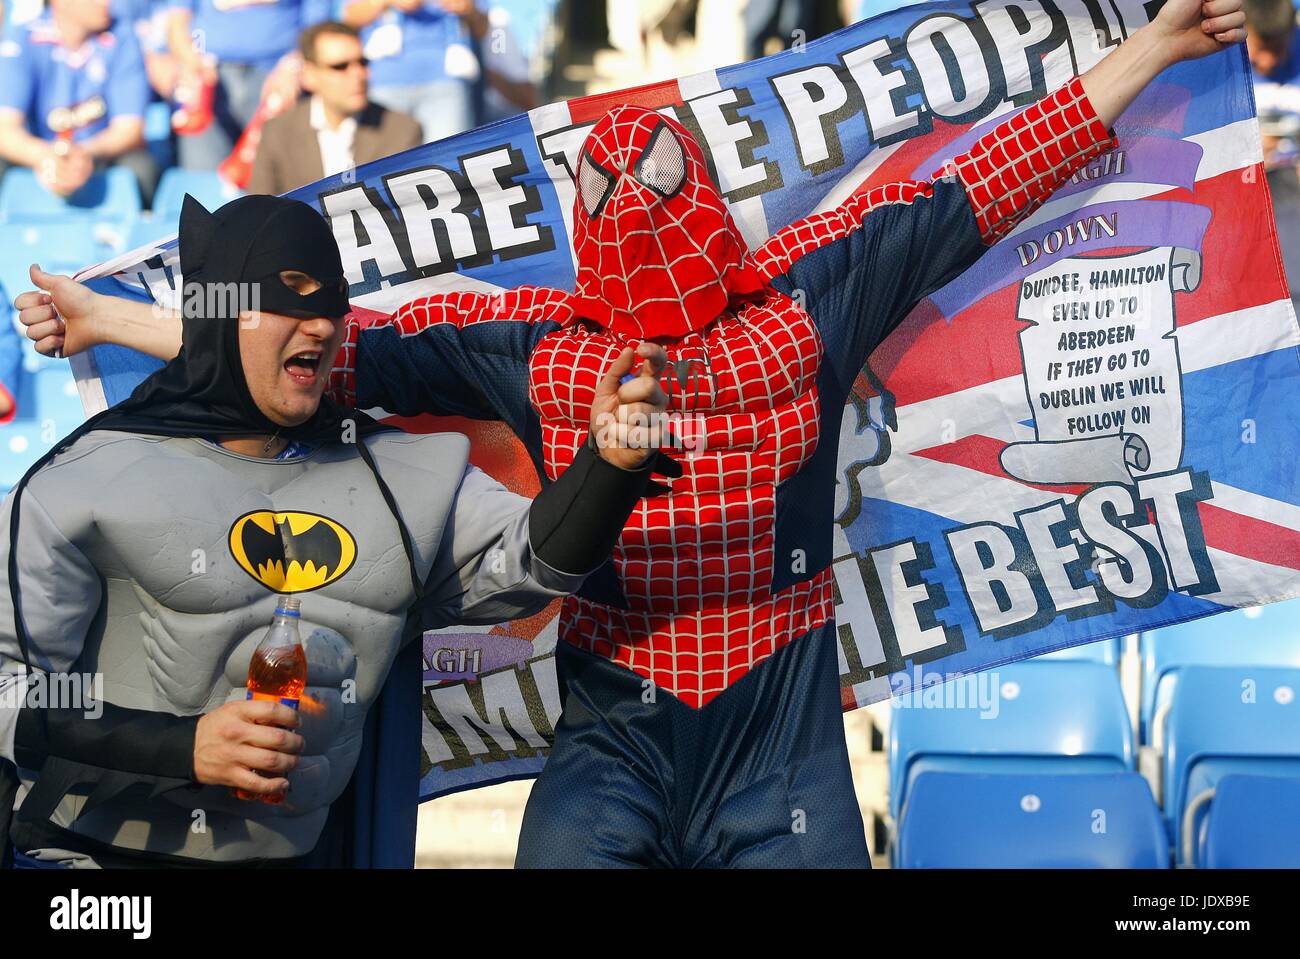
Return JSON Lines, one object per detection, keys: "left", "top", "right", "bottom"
{"left": 229, "top": 511, "right": 358, "bottom": 593}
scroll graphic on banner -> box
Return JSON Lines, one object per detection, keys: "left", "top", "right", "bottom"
{"left": 67, "top": 0, "right": 1300, "bottom": 799}
{"left": 1004, "top": 245, "right": 1199, "bottom": 485}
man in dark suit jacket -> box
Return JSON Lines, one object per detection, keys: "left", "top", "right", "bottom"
{"left": 249, "top": 20, "right": 422, "bottom": 196}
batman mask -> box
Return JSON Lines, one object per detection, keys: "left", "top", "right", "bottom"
{"left": 97, "top": 193, "right": 362, "bottom": 444}
{"left": 180, "top": 192, "right": 351, "bottom": 323}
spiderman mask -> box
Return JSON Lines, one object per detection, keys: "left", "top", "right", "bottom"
{"left": 571, "top": 105, "right": 765, "bottom": 340}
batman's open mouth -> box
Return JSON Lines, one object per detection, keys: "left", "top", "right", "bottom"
{"left": 284, "top": 352, "right": 321, "bottom": 385}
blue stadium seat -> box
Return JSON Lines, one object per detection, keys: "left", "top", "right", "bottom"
{"left": 896, "top": 771, "right": 1168, "bottom": 868}
{"left": 1201, "top": 775, "right": 1300, "bottom": 868}
{"left": 0, "top": 167, "right": 141, "bottom": 223}
{"left": 1037, "top": 637, "right": 1123, "bottom": 666}
{"left": 126, "top": 215, "right": 176, "bottom": 252}
{"left": 151, "top": 169, "right": 243, "bottom": 219}
{"left": 143, "top": 100, "right": 173, "bottom": 144}
{"left": 31, "top": 367, "right": 85, "bottom": 435}
{"left": 1165, "top": 665, "right": 1300, "bottom": 864}
{"left": 0, "top": 420, "right": 58, "bottom": 489}
{"left": 855, "top": 0, "right": 915, "bottom": 21}
{"left": 8, "top": 355, "right": 36, "bottom": 419}
{"left": 0, "top": 221, "right": 107, "bottom": 317}
{"left": 888, "top": 661, "right": 1134, "bottom": 822}
{"left": 0, "top": 371, "right": 84, "bottom": 489}
{"left": 143, "top": 102, "right": 177, "bottom": 172}
{"left": 1140, "top": 602, "right": 1300, "bottom": 744}
{"left": 3, "top": 307, "right": 39, "bottom": 416}
{"left": 15, "top": 327, "right": 67, "bottom": 377}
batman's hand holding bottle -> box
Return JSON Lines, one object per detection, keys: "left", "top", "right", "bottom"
{"left": 193, "top": 596, "right": 308, "bottom": 803}
{"left": 192, "top": 694, "right": 304, "bottom": 800}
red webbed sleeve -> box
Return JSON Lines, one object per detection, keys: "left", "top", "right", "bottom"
{"left": 945, "top": 74, "right": 1118, "bottom": 244}
{"left": 752, "top": 75, "right": 1118, "bottom": 284}
{"left": 326, "top": 287, "right": 572, "bottom": 424}
{"left": 327, "top": 311, "right": 365, "bottom": 408}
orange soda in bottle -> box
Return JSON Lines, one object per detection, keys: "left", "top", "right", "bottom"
{"left": 234, "top": 595, "right": 307, "bottom": 803}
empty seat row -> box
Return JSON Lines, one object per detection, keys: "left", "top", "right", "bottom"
{"left": 897, "top": 771, "right": 1166, "bottom": 868}
{"left": 1199, "top": 774, "right": 1300, "bottom": 869}
{"left": 1140, "top": 602, "right": 1300, "bottom": 745}
{"left": 888, "top": 660, "right": 1133, "bottom": 824}
{"left": 1165, "top": 665, "right": 1300, "bottom": 865}
{"left": 888, "top": 648, "right": 1300, "bottom": 868}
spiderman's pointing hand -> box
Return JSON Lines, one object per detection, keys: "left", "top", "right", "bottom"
{"left": 589, "top": 341, "right": 671, "bottom": 471}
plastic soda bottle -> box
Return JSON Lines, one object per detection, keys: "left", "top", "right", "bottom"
{"left": 234, "top": 595, "right": 307, "bottom": 803}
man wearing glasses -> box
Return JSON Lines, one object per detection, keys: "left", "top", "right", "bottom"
{"left": 249, "top": 20, "right": 422, "bottom": 196}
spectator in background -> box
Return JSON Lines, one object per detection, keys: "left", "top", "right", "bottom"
{"left": 472, "top": 3, "right": 540, "bottom": 122}
{"left": 166, "top": 0, "right": 332, "bottom": 170}
{"left": 0, "top": 0, "right": 157, "bottom": 202}
{"left": 115, "top": 0, "right": 182, "bottom": 100}
{"left": 743, "top": 0, "right": 840, "bottom": 60}
{"left": 1245, "top": 0, "right": 1300, "bottom": 162}
{"left": 1260, "top": 110, "right": 1300, "bottom": 310}
{"left": 853, "top": 0, "right": 913, "bottom": 22}
{"left": 1245, "top": 0, "right": 1300, "bottom": 304}
{"left": 249, "top": 21, "right": 421, "bottom": 195}
{"left": 1245, "top": 0, "right": 1300, "bottom": 83}
{"left": 341, "top": 0, "right": 482, "bottom": 143}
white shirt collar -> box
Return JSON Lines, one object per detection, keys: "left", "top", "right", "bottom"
{"left": 309, "top": 96, "right": 360, "bottom": 179}
{"left": 309, "top": 95, "right": 358, "bottom": 137}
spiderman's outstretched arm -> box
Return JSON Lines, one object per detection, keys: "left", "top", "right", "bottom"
{"left": 327, "top": 286, "right": 571, "bottom": 438}
{"left": 754, "top": 75, "right": 1117, "bottom": 391}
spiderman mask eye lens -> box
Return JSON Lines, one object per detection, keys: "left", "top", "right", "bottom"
{"left": 578, "top": 151, "right": 615, "bottom": 218}
{"left": 634, "top": 124, "right": 686, "bottom": 198}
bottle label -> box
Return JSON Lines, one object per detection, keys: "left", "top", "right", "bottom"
{"left": 246, "top": 690, "right": 300, "bottom": 710}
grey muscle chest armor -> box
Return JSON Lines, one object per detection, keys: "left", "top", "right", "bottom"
{"left": 0, "top": 428, "right": 582, "bottom": 862}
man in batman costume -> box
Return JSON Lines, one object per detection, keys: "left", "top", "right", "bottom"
{"left": 0, "top": 193, "right": 674, "bottom": 867}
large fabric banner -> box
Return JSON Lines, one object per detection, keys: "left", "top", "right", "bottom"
{"left": 72, "top": 0, "right": 1300, "bottom": 801}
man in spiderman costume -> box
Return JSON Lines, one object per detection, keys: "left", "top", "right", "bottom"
{"left": 22, "top": 0, "right": 1245, "bottom": 867}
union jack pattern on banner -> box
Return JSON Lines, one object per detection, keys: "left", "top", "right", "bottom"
{"left": 73, "top": 0, "right": 1300, "bottom": 800}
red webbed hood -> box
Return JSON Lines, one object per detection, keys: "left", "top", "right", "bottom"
{"left": 570, "top": 105, "right": 764, "bottom": 339}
